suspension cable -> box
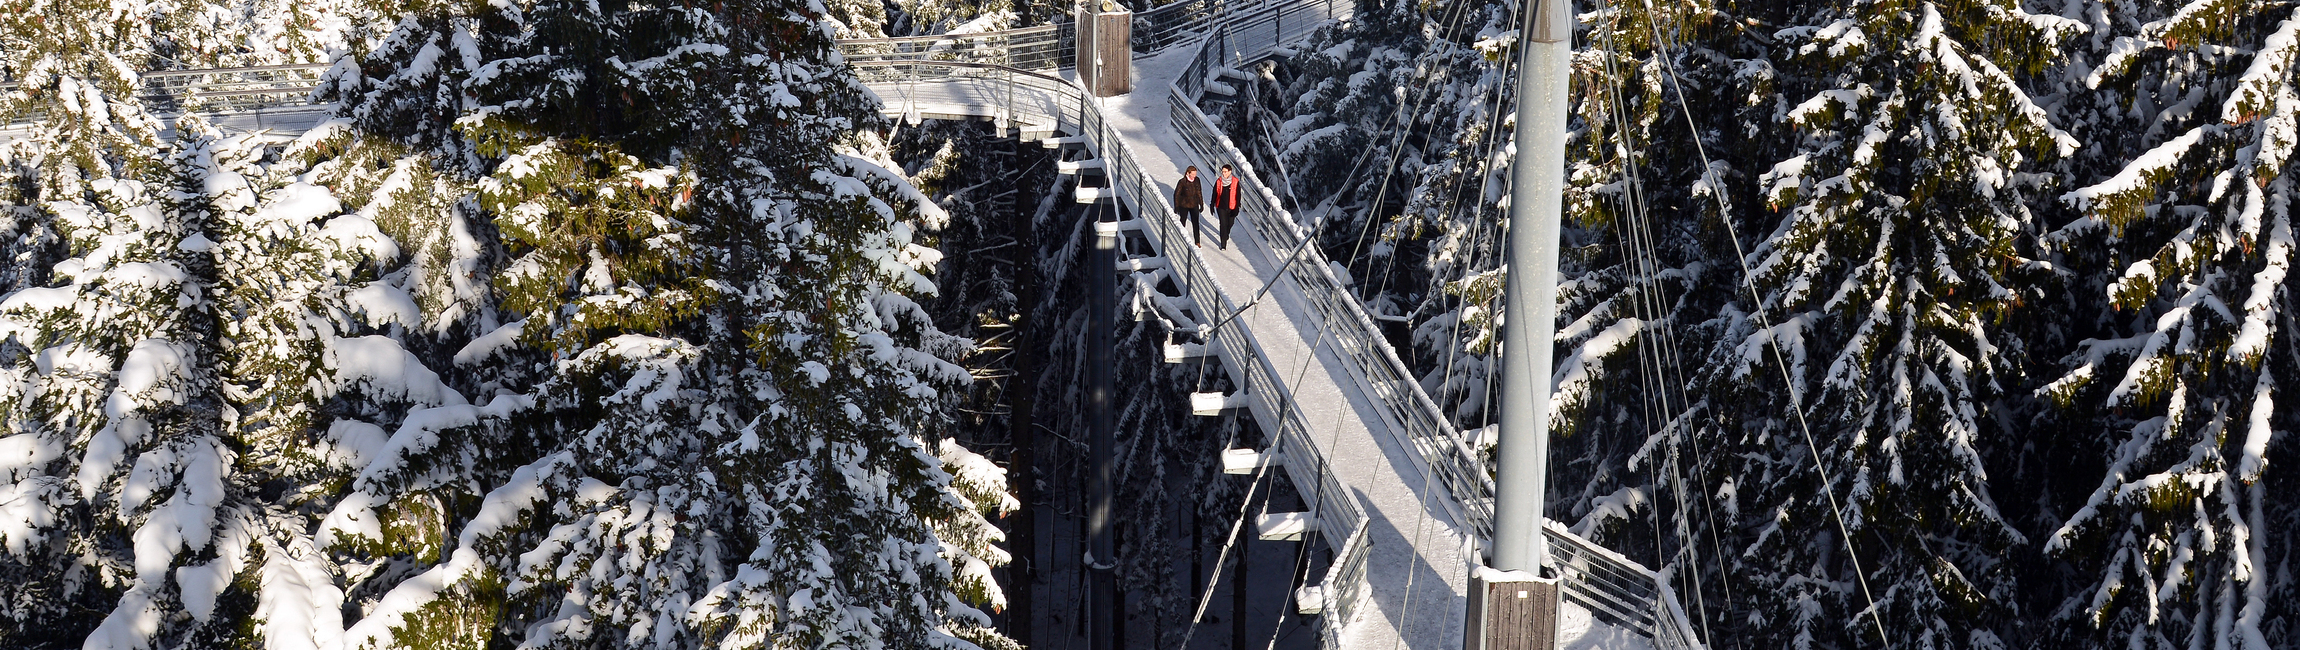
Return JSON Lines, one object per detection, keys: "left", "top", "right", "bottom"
{"left": 1639, "top": 3, "right": 1894, "bottom": 646}
{"left": 1585, "top": 2, "right": 1728, "bottom": 644}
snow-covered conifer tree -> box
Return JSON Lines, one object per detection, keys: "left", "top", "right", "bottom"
{"left": 0, "top": 0, "right": 173, "bottom": 637}
{"left": 317, "top": 0, "right": 1017, "bottom": 647}
{"left": 1715, "top": 0, "right": 2083, "bottom": 646}
{"left": 0, "top": 99, "right": 437, "bottom": 647}
{"left": 2037, "top": 1, "right": 2300, "bottom": 646}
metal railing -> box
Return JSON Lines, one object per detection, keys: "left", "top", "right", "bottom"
{"left": 837, "top": 25, "right": 1065, "bottom": 69}
{"left": 1, "top": 63, "right": 331, "bottom": 128}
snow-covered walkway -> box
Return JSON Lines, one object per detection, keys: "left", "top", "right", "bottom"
{"left": 1077, "top": 46, "right": 1478, "bottom": 650}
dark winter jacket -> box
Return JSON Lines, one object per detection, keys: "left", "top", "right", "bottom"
{"left": 1174, "top": 176, "right": 1203, "bottom": 211}
{"left": 1212, "top": 174, "right": 1241, "bottom": 211}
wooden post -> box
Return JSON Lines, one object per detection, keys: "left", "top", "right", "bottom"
{"left": 1075, "top": 5, "right": 1097, "bottom": 92}
{"left": 1464, "top": 573, "right": 1558, "bottom": 650}
{"left": 1091, "top": 10, "right": 1132, "bottom": 96}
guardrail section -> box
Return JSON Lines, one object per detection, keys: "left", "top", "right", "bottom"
{"left": 838, "top": 25, "right": 1064, "bottom": 69}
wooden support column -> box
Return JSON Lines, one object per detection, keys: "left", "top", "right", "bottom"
{"left": 1073, "top": 2, "right": 1132, "bottom": 97}
{"left": 1464, "top": 572, "right": 1559, "bottom": 650}
{"left": 1092, "top": 10, "right": 1132, "bottom": 96}
{"left": 1075, "top": 5, "right": 1097, "bottom": 90}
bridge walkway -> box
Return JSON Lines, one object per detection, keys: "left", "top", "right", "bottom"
{"left": 1075, "top": 46, "right": 1473, "bottom": 650}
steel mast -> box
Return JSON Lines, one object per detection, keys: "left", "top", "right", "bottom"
{"left": 1490, "top": 0, "right": 1572, "bottom": 576}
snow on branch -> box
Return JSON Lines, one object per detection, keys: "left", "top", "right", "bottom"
{"left": 2060, "top": 125, "right": 2215, "bottom": 231}
{"left": 1914, "top": 3, "right": 2080, "bottom": 158}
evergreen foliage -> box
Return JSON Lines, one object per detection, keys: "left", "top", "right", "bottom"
{"left": 1228, "top": 0, "right": 2300, "bottom": 646}
{"left": 0, "top": 0, "right": 1016, "bottom": 647}
{"left": 2037, "top": 1, "right": 2300, "bottom": 646}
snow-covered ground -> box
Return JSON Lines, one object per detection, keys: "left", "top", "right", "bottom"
{"left": 1556, "top": 599, "right": 1652, "bottom": 650}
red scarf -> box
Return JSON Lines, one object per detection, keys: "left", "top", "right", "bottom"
{"left": 1215, "top": 175, "right": 1240, "bottom": 210}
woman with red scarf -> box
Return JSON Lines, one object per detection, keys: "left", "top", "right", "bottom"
{"left": 1211, "top": 164, "right": 1241, "bottom": 249}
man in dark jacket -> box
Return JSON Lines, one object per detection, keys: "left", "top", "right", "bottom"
{"left": 1211, "top": 164, "right": 1241, "bottom": 249}
{"left": 1175, "top": 166, "right": 1205, "bottom": 247}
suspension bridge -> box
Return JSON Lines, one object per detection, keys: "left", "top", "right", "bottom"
{"left": 0, "top": 3, "right": 1707, "bottom": 648}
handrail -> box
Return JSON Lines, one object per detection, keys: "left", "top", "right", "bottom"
{"left": 838, "top": 26, "right": 1064, "bottom": 69}
{"left": 834, "top": 24, "right": 1056, "bottom": 45}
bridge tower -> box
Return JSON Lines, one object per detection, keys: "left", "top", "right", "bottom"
{"left": 1472, "top": 0, "right": 1573, "bottom": 647}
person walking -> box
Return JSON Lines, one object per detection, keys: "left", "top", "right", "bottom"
{"left": 1211, "top": 164, "right": 1241, "bottom": 249}
{"left": 1175, "top": 166, "right": 1206, "bottom": 247}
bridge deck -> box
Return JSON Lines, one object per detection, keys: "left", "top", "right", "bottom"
{"left": 1086, "top": 48, "right": 1473, "bottom": 650}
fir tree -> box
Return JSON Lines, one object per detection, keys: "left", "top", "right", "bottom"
{"left": 1708, "top": 0, "right": 2083, "bottom": 646}
{"left": 0, "top": 102, "right": 434, "bottom": 648}
{"left": 317, "top": 0, "right": 1017, "bottom": 647}
{"left": 2038, "top": 0, "right": 2300, "bottom": 646}
{"left": 0, "top": 0, "right": 172, "bottom": 639}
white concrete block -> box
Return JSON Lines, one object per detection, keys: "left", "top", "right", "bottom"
{"left": 1190, "top": 391, "right": 1248, "bottom": 415}
{"left": 1164, "top": 341, "right": 1211, "bottom": 363}
{"left": 1116, "top": 256, "right": 1170, "bottom": 272}
{"left": 1221, "top": 448, "right": 1282, "bottom": 474}
{"left": 1256, "top": 511, "right": 1317, "bottom": 541}
{"left": 1294, "top": 585, "right": 1326, "bottom": 614}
